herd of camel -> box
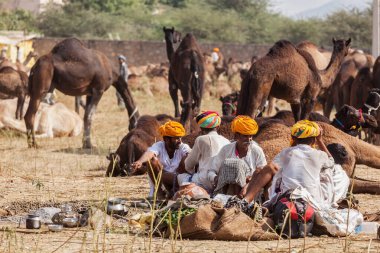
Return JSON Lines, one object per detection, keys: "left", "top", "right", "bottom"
{"left": 1, "top": 27, "right": 380, "bottom": 195}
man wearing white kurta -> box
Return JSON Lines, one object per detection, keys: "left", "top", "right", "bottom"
{"left": 178, "top": 111, "right": 230, "bottom": 192}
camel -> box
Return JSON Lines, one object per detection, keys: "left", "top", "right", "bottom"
{"left": 106, "top": 115, "right": 162, "bottom": 177}
{"left": 183, "top": 116, "right": 380, "bottom": 194}
{"left": 24, "top": 38, "right": 139, "bottom": 149}
{"left": 163, "top": 27, "right": 205, "bottom": 132}
{"left": 0, "top": 67, "right": 29, "bottom": 120}
{"left": 268, "top": 105, "right": 377, "bottom": 136}
{"left": 220, "top": 91, "right": 239, "bottom": 116}
{"left": 0, "top": 51, "right": 38, "bottom": 73}
{"left": 237, "top": 38, "right": 351, "bottom": 121}
{"left": 0, "top": 98, "right": 82, "bottom": 137}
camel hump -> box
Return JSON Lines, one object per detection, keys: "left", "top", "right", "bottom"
{"left": 0, "top": 66, "right": 16, "bottom": 74}
{"left": 51, "top": 38, "right": 90, "bottom": 61}
{"left": 267, "top": 40, "right": 298, "bottom": 57}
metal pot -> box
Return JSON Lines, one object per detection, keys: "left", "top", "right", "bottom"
{"left": 107, "top": 198, "right": 126, "bottom": 215}
{"left": 26, "top": 214, "right": 41, "bottom": 229}
{"left": 62, "top": 217, "right": 78, "bottom": 228}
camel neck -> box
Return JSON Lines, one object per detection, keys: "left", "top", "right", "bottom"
{"left": 320, "top": 51, "right": 346, "bottom": 88}
{"left": 165, "top": 38, "right": 174, "bottom": 63}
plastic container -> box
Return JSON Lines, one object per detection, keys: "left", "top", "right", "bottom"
{"left": 355, "top": 222, "right": 379, "bottom": 234}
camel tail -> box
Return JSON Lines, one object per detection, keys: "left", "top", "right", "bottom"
{"left": 190, "top": 51, "right": 203, "bottom": 101}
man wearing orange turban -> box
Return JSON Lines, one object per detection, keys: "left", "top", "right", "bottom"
{"left": 241, "top": 120, "right": 334, "bottom": 206}
{"left": 131, "top": 121, "right": 191, "bottom": 198}
{"left": 207, "top": 115, "right": 267, "bottom": 196}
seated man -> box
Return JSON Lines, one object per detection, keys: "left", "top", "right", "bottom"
{"left": 178, "top": 111, "right": 230, "bottom": 192}
{"left": 320, "top": 143, "right": 350, "bottom": 207}
{"left": 241, "top": 120, "right": 333, "bottom": 204}
{"left": 207, "top": 115, "right": 267, "bottom": 196}
{"left": 131, "top": 121, "right": 191, "bottom": 198}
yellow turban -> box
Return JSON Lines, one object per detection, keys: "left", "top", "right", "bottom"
{"left": 159, "top": 121, "right": 186, "bottom": 137}
{"left": 231, "top": 115, "right": 259, "bottom": 135}
{"left": 291, "top": 120, "right": 320, "bottom": 139}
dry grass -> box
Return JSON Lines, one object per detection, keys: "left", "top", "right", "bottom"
{"left": 0, "top": 87, "right": 379, "bottom": 252}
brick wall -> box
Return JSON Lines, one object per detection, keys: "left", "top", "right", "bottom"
{"left": 32, "top": 37, "right": 271, "bottom": 67}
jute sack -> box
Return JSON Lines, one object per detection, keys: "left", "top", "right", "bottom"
{"left": 167, "top": 204, "right": 277, "bottom": 241}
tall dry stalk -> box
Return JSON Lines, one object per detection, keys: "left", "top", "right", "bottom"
{"left": 344, "top": 166, "right": 357, "bottom": 253}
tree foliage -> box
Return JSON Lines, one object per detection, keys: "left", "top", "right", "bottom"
{"left": 0, "top": 0, "right": 374, "bottom": 50}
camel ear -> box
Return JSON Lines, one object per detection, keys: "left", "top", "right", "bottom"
{"left": 219, "top": 96, "right": 224, "bottom": 102}
{"left": 346, "top": 38, "right": 351, "bottom": 46}
{"left": 332, "top": 37, "right": 336, "bottom": 44}
{"left": 172, "top": 26, "right": 174, "bottom": 31}
{"left": 163, "top": 26, "right": 166, "bottom": 31}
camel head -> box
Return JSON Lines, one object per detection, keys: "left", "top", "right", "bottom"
{"left": 364, "top": 88, "right": 380, "bottom": 115}
{"left": 332, "top": 37, "right": 351, "bottom": 57}
{"left": 333, "top": 104, "right": 377, "bottom": 136}
{"left": 220, "top": 91, "right": 239, "bottom": 116}
{"left": 163, "top": 26, "right": 181, "bottom": 44}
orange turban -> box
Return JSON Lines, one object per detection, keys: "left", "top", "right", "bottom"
{"left": 213, "top": 47, "right": 219, "bottom": 52}
{"left": 159, "top": 121, "right": 186, "bottom": 137}
{"left": 291, "top": 120, "right": 320, "bottom": 139}
{"left": 231, "top": 115, "right": 258, "bottom": 135}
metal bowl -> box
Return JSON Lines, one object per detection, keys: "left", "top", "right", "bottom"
{"left": 107, "top": 197, "right": 127, "bottom": 215}
{"left": 62, "top": 217, "right": 78, "bottom": 228}
{"left": 48, "top": 224, "right": 63, "bottom": 232}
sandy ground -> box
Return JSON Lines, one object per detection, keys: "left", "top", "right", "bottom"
{"left": 0, "top": 88, "right": 379, "bottom": 252}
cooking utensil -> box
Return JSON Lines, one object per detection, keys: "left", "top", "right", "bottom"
{"left": 26, "top": 214, "right": 41, "bottom": 229}
{"left": 107, "top": 197, "right": 127, "bottom": 215}
{"left": 48, "top": 224, "right": 63, "bottom": 232}
{"left": 62, "top": 217, "right": 78, "bottom": 228}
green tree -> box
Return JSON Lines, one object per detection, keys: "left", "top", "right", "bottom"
{"left": 0, "top": 9, "right": 36, "bottom": 31}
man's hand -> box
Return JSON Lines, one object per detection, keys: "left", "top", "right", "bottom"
{"left": 316, "top": 125, "right": 323, "bottom": 142}
{"left": 131, "top": 161, "right": 143, "bottom": 170}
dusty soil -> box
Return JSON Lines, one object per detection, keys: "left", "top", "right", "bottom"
{"left": 0, "top": 88, "right": 379, "bottom": 252}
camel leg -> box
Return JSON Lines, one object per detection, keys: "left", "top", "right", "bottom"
{"left": 168, "top": 71, "right": 180, "bottom": 117}
{"left": 290, "top": 103, "right": 301, "bottom": 122}
{"left": 16, "top": 95, "right": 23, "bottom": 120}
{"left": 180, "top": 84, "right": 192, "bottom": 132}
{"left": 300, "top": 98, "right": 316, "bottom": 120}
{"left": 351, "top": 178, "right": 380, "bottom": 194}
{"left": 75, "top": 96, "right": 81, "bottom": 114}
{"left": 113, "top": 78, "right": 140, "bottom": 130}
{"left": 24, "top": 96, "right": 41, "bottom": 148}
{"left": 82, "top": 91, "right": 103, "bottom": 149}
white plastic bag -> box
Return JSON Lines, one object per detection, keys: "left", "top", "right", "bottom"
{"left": 315, "top": 208, "right": 363, "bottom": 236}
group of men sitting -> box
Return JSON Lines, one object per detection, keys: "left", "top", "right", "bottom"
{"left": 131, "top": 111, "right": 350, "bottom": 214}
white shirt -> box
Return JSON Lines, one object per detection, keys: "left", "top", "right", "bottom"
{"left": 148, "top": 141, "right": 191, "bottom": 173}
{"left": 184, "top": 131, "right": 230, "bottom": 190}
{"left": 269, "top": 144, "right": 335, "bottom": 203}
{"left": 207, "top": 141, "right": 267, "bottom": 185}
{"left": 211, "top": 52, "right": 219, "bottom": 63}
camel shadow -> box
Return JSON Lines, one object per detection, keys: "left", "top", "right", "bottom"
{"left": 53, "top": 146, "right": 110, "bottom": 156}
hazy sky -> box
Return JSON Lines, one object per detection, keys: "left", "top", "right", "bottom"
{"left": 270, "top": 0, "right": 371, "bottom": 17}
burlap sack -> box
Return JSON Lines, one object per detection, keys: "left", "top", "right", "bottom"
{"left": 166, "top": 204, "right": 278, "bottom": 241}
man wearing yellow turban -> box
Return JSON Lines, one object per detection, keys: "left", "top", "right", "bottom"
{"left": 177, "top": 111, "right": 230, "bottom": 192}
{"left": 131, "top": 121, "right": 191, "bottom": 198}
{"left": 207, "top": 115, "right": 267, "bottom": 195}
{"left": 241, "top": 120, "right": 334, "bottom": 206}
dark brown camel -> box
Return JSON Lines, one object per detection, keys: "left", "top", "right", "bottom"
{"left": 163, "top": 26, "right": 182, "bottom": 63}
{"left": 25, "top": 38, "right": 139, "bottom": 148}
{"left": 163, "top": 28, "right": 205, "bottom": 132}
{"left": 237, "top": 38, "right": 351, "bottom": 121}
{"left": 220, "top": 91, "right": 239, "bottom": 116}
{"left": 0, "top": 67, "right": 28, "bottom": 120}
{"left": 106, "top": 115, "right": 162, "bottom": 177}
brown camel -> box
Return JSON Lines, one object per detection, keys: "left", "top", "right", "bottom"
{"left": 106, "top": 115, "right": 162, "bottom": 177}
{"left": 163, "top": 28, "right": 205, "bottom": 132}
{"left": 0, "top": 67, "right": 28, "bottom": 120}
{"left": 24, "top": 38, "right": 139, "bottom": 148}
{"left": 325, "top": 50, "right": 374, "bottom": 118}
{"left": 163, "top": 26, "right": 182, "bottom": 63}
{"left": 0, "top": 51, "right": 38, "bottom": 73}
{"left": 238, "top": 38, "right": 351, "bottom": 121}
{"left": 183, "top": 117, "right": 380, "bottom": 194}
